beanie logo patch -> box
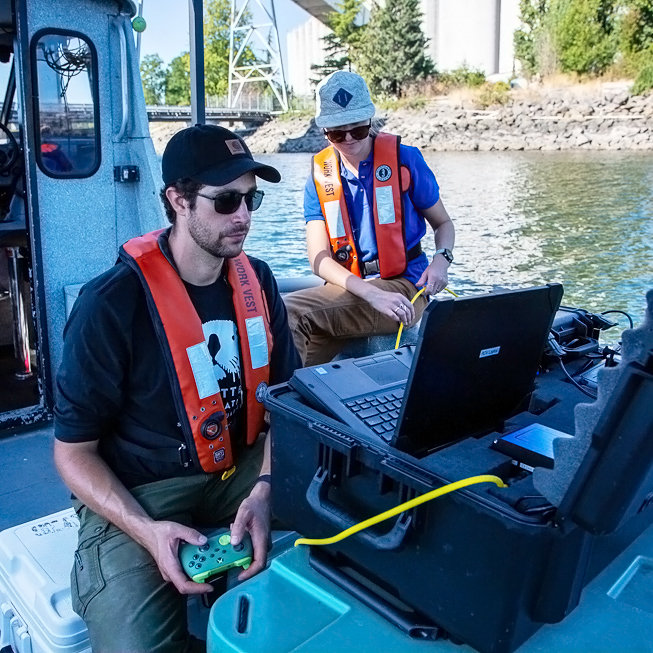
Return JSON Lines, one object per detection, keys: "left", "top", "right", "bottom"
{"left": 225, "top": 139, "right": 245, "bottom": 155}
{"left": 332, "top": 88, "right": 353, "bottom": 108}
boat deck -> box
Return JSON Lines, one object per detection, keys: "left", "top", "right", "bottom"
{"left": 1, "top": 423, "right": 70, "bottom": 532}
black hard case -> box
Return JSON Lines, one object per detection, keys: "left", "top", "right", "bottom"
{"left": 265, "top": 366, "right": 652, "bottom": 653}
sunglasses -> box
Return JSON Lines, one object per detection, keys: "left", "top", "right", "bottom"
{"left": 323, "top": 123, "right": 372, "bottom": 143}
{"left": 197, "top": 189, "right": 264, "bottom": 214}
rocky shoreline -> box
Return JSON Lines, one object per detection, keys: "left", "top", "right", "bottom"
{"left": 149, "top": 82, "right": 652, "bottom": 155}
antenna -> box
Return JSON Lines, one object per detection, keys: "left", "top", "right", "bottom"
{"left": 228, "top": 0, "right": 288, "bottom": 112}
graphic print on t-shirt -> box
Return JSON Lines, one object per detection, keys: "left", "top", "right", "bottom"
{"left": 202, "top": 319, "right": 243, "bottom": 421}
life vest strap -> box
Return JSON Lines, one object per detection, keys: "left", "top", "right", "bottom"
{"left": 360, "top": 243, "right": 423, "bottom": 278}
{"left": 112, "top": 429, "right": 193, "bottom": 468}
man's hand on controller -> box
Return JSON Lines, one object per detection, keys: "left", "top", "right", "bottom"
{"left": 229, "top": 479, "right": 271, "bottom": 580}
{"left": 146, "top": 520, "right": 213, "bottom": 595}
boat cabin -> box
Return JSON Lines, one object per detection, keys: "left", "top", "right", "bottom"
{"left": 0, "top": 0, "right": 163, "bottom": 433}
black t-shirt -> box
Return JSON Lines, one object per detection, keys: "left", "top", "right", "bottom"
{"left": 54, "top": 239, "right": 300, "bottom": 489}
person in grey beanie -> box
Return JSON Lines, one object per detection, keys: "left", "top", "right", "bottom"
{"left": 284, "top": 70, "right": 456, "bottom": 366}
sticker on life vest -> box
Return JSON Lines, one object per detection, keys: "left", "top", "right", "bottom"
{"left": 187, "top": 342, "right": 220, "bottom": 399}
{"left": 375, "top": 164, "right": 392, "bottom": 182}
{"left": 375, "top": 186, "right": 396, "bottom": 225}
{"left": 324, "top": 200, "right": 345, "bottom": 238}
{"left": 245, "top": 316, "right": 269, "bottom": 370}
{"left": 213, "top": 448, "right": 226, "bottom": 464}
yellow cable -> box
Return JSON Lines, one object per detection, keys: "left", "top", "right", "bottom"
{"left": 294, "top": 474, "right": 506, "bottom": 547}
{"left": 394, "top": 286, "right": 459, "bottom": 349}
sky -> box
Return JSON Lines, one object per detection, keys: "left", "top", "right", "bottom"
{"left": 137, "top": 0, "right": 311, "bottom": 73}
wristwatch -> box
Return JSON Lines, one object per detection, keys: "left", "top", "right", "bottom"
{"left": 435, "top": 248, "right": 454, "bottom": 264}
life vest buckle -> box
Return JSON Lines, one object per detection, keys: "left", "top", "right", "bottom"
{"left": 178, "top": 443, "right": 191, "bottom": 468}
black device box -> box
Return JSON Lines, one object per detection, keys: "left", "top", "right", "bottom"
{"left": 265, "top": 358, "right": 653, "bottom": 653}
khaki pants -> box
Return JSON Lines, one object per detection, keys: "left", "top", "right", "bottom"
{"left": 70, "top": 437, "right": 264, "bottom": 653}
{"left": 283, "top": 277, "right": 428, "bottom": 366}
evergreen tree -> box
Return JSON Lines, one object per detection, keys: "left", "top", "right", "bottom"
{"left": 311, "top": 0, "right": 366, "bottom": 81}
{"left": 140, "top": 54, "right": 166, "bottom": 104}
{"left": 357, "top": 0, "right": 434, "bottom": 97}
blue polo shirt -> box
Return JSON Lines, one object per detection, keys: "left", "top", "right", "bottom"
{"left": 304, "top": 142, "right": 440, "bottom": 285}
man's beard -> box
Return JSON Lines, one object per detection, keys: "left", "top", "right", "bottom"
{"left": 187, "top": 210, "right": 249, "bottom": 259}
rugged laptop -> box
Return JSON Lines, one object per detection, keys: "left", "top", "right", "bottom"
{"left": 289, "top": 284, "right": 564, "bottom": 454}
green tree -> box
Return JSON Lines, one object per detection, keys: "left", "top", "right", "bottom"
{"left": 146, "top": 0, "right": 257, "bottom": 106}
{"left": 165, "top": 53, "right": 190, "bottom": 105}
{"left": 358, "top": 0, "right": 434, "bottom": 97}
{"left": 618, "top": 0, "right": 653, "bottom": 54}
{"left": 140, "top": 54, "right": 167, "bottom": 104}
{"left": 204, "top": 0, "right": 257, "bottom": 99}
{"left": 553, "top": 0, "right": 617, "bottom": 75}
{"left": 312, "top": 0, "right": 366, "bottom": 80}
{"left": 514, "top": 0, "right": 551, "bottom": 74}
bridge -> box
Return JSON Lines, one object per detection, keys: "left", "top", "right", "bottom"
{"left": 290, "top": 0, "right": 373, "bottom": 24}
{"left": 146, "top": 105, "right": 271, "bottom": 125}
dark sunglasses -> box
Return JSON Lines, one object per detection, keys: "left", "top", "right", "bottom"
{"left": 323, "top": 123, "right": 372, "bottom": 143}
{"left": 197, "top": 189, "right": 264, "bottom": 214}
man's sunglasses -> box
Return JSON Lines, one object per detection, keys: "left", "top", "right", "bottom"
{"left": 197, "top": 189, "right": 264, "bottom": 214}
{"left": 323, "top": 123, "right": 372, "bottom": 144}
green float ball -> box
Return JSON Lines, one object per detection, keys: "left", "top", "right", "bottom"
{"left": 132, "top": 16, "right": 147, "bottom": 32}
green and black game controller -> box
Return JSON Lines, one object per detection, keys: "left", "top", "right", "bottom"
{"left": 179, "top": 528, "right": 253, "bottom": 583}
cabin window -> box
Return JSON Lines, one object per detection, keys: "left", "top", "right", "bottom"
{"left": 32, "top": 31, "right": 100, "bottom": 178}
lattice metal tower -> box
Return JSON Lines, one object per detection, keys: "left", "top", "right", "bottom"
{"left": 228, "top": 0, "right": 288, "bottom": 112}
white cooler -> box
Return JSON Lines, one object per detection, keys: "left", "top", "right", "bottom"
{"left": 0, "top": 509, "right": 90, "bottom": 653}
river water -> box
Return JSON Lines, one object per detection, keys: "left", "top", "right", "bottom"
{"left": 246, "top": 150, "right": 652, "bottom": 330}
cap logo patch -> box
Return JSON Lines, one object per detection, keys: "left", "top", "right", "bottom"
{"left": 333, "top": 88, "right": 353, "bottom": 108}
{"left": 225, "top": 139, "right": 245, "bottom": 155}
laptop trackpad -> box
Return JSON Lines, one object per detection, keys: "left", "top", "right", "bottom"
{"left": 356, "top": 357, "right": 409, "bottom": 385}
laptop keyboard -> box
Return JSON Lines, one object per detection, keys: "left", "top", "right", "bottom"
{"left": 344, "top": 388, "right": 405, "bottom": 436}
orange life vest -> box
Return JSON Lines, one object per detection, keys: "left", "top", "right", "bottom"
{"left": 120, "top": 230, "right": 272, "bottom": 474}
{"left": 312, "top": 132, "right": 411, "bottom": 279}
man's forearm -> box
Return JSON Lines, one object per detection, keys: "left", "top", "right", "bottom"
{"left": 53, "top": 439, "right": 155, "bottom": 548}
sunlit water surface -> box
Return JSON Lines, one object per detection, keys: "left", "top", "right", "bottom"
{"left": 246, "top": 150, "right": 652, "bottom": 330}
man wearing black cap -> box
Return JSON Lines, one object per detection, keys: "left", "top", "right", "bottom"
{"left": 53, "top": 125, "right": 300, "bottom": 652}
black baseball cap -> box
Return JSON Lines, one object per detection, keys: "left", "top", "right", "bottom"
{"left": 161, "top": 124, "right": 281, "bottom": 186}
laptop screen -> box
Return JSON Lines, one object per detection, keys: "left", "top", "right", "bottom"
{"left": 394, "top": 283, "right": 563, "bottom": 454}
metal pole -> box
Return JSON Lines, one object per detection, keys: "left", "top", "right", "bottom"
{"left": 136, "top": 0, "right": 144, "bottom": 60}
{"left": 269, "top": 0, "right": 288, "bottom": 111}
{"left": 228, "top": 0, "right": 236, "bottom": 108}
{"left": 189, "top": 0, "right": 205, "bottom": 124}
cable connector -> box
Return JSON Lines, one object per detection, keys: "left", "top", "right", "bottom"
{"left": 547, "top": 333, "right": 565, "bottom": 358}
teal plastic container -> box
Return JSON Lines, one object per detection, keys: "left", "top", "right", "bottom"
{"left": 206, "top": 545, "right": 444, "bottom": 653}
{"left": 207, "top": 525, "right": 653, "bottom": 653}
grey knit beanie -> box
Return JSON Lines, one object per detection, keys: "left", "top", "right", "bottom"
{"left": 315, "top": 71, "right": 376, "bottom": 129}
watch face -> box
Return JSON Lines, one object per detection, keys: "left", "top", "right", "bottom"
{"left": 438, "top": 249, "right": 453, "bottom": 263}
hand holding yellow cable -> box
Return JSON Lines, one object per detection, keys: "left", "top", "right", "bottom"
{"left": 295, "top": 474, "right": 506, "bottom": 547}
{"left": 394, "top": 286, "right": 459, "bottom": 350}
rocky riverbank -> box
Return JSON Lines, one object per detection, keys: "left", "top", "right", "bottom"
{"left": 149, "top": 82, "right": 652, "bottom": 155}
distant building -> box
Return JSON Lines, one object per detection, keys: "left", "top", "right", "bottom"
{"left": 286, "top": 0, "right": 521, "bottom": 97}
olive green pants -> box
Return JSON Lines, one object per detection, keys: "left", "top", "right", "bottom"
{"left": 283, "top": 277, "right": 428, "bottom": 366}
{"left": 70, "top": 438, "right": 264, "bottom": 653}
